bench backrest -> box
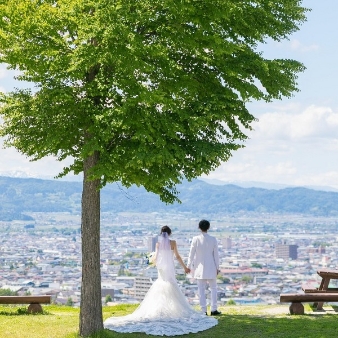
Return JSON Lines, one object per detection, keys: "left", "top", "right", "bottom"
{"left": 0, "top": 295, "right": 51, "bottom": 304}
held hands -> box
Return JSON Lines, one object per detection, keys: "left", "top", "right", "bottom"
{"left": 184, "top": 267, "right": 191, "bottom": 274}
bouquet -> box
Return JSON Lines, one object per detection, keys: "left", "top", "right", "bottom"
{"left": 145, "top": 252, "right": 156, "bottom": 268}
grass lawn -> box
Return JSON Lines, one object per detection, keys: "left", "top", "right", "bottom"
{"left": 0, "top": 303, "right": 337, "bottom": 338}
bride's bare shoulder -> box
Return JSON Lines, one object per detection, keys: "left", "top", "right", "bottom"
{"left": 170, "top": 240, "right": 176, "bottom": 249}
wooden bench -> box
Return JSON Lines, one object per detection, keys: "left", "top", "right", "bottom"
{"left": 280, "top": 293, "right": 338, "bottom": 315}
{"left": 301, "top": 282, "right": 338, "bottom": 293}
{"left": 315, "top": 269, "right": 338, "bottom": 309}
{"left": 301, "top": 282, "right": 319, "bottom": 293}
{"left": 0, "top": 296, "right": 51, "bottom": 313}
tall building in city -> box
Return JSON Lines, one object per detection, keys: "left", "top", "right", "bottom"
{"left": 147, "top": 235, "right": 158, "bottom": 252}
{"left": 275, "top": 243, "right": 298, "bottom": 260}
{"left": 222, "top": 237, "right": 232, "bottom": 250}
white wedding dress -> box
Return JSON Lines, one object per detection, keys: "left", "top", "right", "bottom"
{"left": 104, "top": 234, "right": 218, "bottom": 336}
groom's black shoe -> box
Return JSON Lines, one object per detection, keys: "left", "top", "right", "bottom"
{"left": 211, "top": 310, "right": 222, "bottom": 316}
{"left": 205, "top": 312, "right": 208, "bottom": 315}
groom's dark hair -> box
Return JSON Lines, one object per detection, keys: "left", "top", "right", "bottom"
{"left": 199, "top": 219, "right": 210, "bottom": 232}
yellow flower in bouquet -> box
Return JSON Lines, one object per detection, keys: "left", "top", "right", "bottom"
{"left": 146, "top": 252, "right": 156, "bottom": 268}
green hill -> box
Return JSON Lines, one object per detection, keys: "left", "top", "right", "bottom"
{"left": 1, "top": 176, "right": 338, "bottom": 221}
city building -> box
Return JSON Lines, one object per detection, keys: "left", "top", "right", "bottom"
{"left": 147, "top": 235, "right": 158, "bottom": 253}
{"left": 222, "top": 237, "right": 232, "bottom": 250}
{"left": 220, "top": 268, "right": 268, "bottom": 280}
{"left": 275, "top": 244, "right": 298, "bottom": 260}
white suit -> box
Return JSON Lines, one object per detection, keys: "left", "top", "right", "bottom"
{"left": 187, "top": 232, "right": 219, "bottom": 313}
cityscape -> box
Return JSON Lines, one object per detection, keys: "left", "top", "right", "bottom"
{"left": 1, "top": 211, "right": 338, "bottom": 308}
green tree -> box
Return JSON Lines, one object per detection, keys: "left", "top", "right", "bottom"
{"left": 0, "top": 1, "right": 307, "bottom": 336}
{"left": 0, "top": 288, "right": 18, "bottom": 296}
{"left": 66, "top": 297, "right": 74, "bottom": 307}
{"left": 217, "top": 276, "right": 230, "bottom": 283}
{"left": 176, "top": 274, "right": 187, "bottom": 281}
{"left": 105, "top": 294, "right": 112, "bottom": 304}
{"left": 227, "top": 299, "right": 236, "bottom": 305}
{"left": 241, "top": 275, "right": 252, "bottom": 283}
{"left": 251, "top": 263, "right": 263, "bottom": 269}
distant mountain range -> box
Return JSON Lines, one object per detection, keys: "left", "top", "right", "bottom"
{"left": 199, "top": 177, "right": 338, "bottom": 193}
{"left": 1, "top": 176, "right": 338, "bottom": 221}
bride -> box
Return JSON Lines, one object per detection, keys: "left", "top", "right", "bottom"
{"left": 104, "top": 225, "right": 218, "bottom": 336}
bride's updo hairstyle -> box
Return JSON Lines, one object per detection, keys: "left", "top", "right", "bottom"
{"left": 160, "top": 225, "right": 172, "bottom": 236}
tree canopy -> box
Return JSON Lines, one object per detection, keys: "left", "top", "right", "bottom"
{"left": 0, "top": 0, "right": 308, "bottom": 336}
{"left": 0, "top": 0, "right": 307, "bottom": 202}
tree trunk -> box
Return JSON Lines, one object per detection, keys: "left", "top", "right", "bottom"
{"left": 79, "top": 150, "right": 103, "bottom": 337}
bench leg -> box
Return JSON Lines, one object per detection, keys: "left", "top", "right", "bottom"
{"left": 289, "top": 302, "right": 304, "bottom": 315}
{"left": 28, "top": 303, "right": 43, "bottom": 314}
{"left": 316, "top": 277, "right": 331, "bottom": 310}
{"left": 315, "top": 301, "right": 324, "bottom": 310}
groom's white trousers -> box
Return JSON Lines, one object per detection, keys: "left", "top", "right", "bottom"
{"left": 197, "top": 279, "right": 217, "bottom": 312}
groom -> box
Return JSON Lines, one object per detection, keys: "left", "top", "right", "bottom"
{"left": 187, "top": 219, "right": 221, "bottom": 316}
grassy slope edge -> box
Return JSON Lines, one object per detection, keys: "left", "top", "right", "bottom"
{"left": 0, "top": 304, "right": 337, "bottom": 338}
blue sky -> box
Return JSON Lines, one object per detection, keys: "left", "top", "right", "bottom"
{"left": 1, "top": 0, "right": 338, "bottom": 189}
{"left": 203, "top": 0, "right": 338, "bottom": 189}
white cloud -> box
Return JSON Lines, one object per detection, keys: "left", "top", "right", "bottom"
{"left": 205, "top": 160, "right": 297, "bottom": 183}
{"left": 0, "top": 68, "right": 6, "bottom": 79}
{"left": 293, "top": 171, "right": 338, "bottom": 190}
{"left": 204, "top": 103, "right": 338, "bottom": 190}
{"left": 206, "top": 158, "right": 338, "bottom": 190}
{"left": 0, "top": 143, "right": 72, "bottom": 178}
{"left": 262, "top": 38, "right": 319, "bottom": 56}
{"left": 252, "top": 105, "right": 338, "bottom": 141}
{"left": 327, "top": 139, "right": 338, "bottom": 151}
{"left": 289, "top": 39, "right": 319, "bottom": 52}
